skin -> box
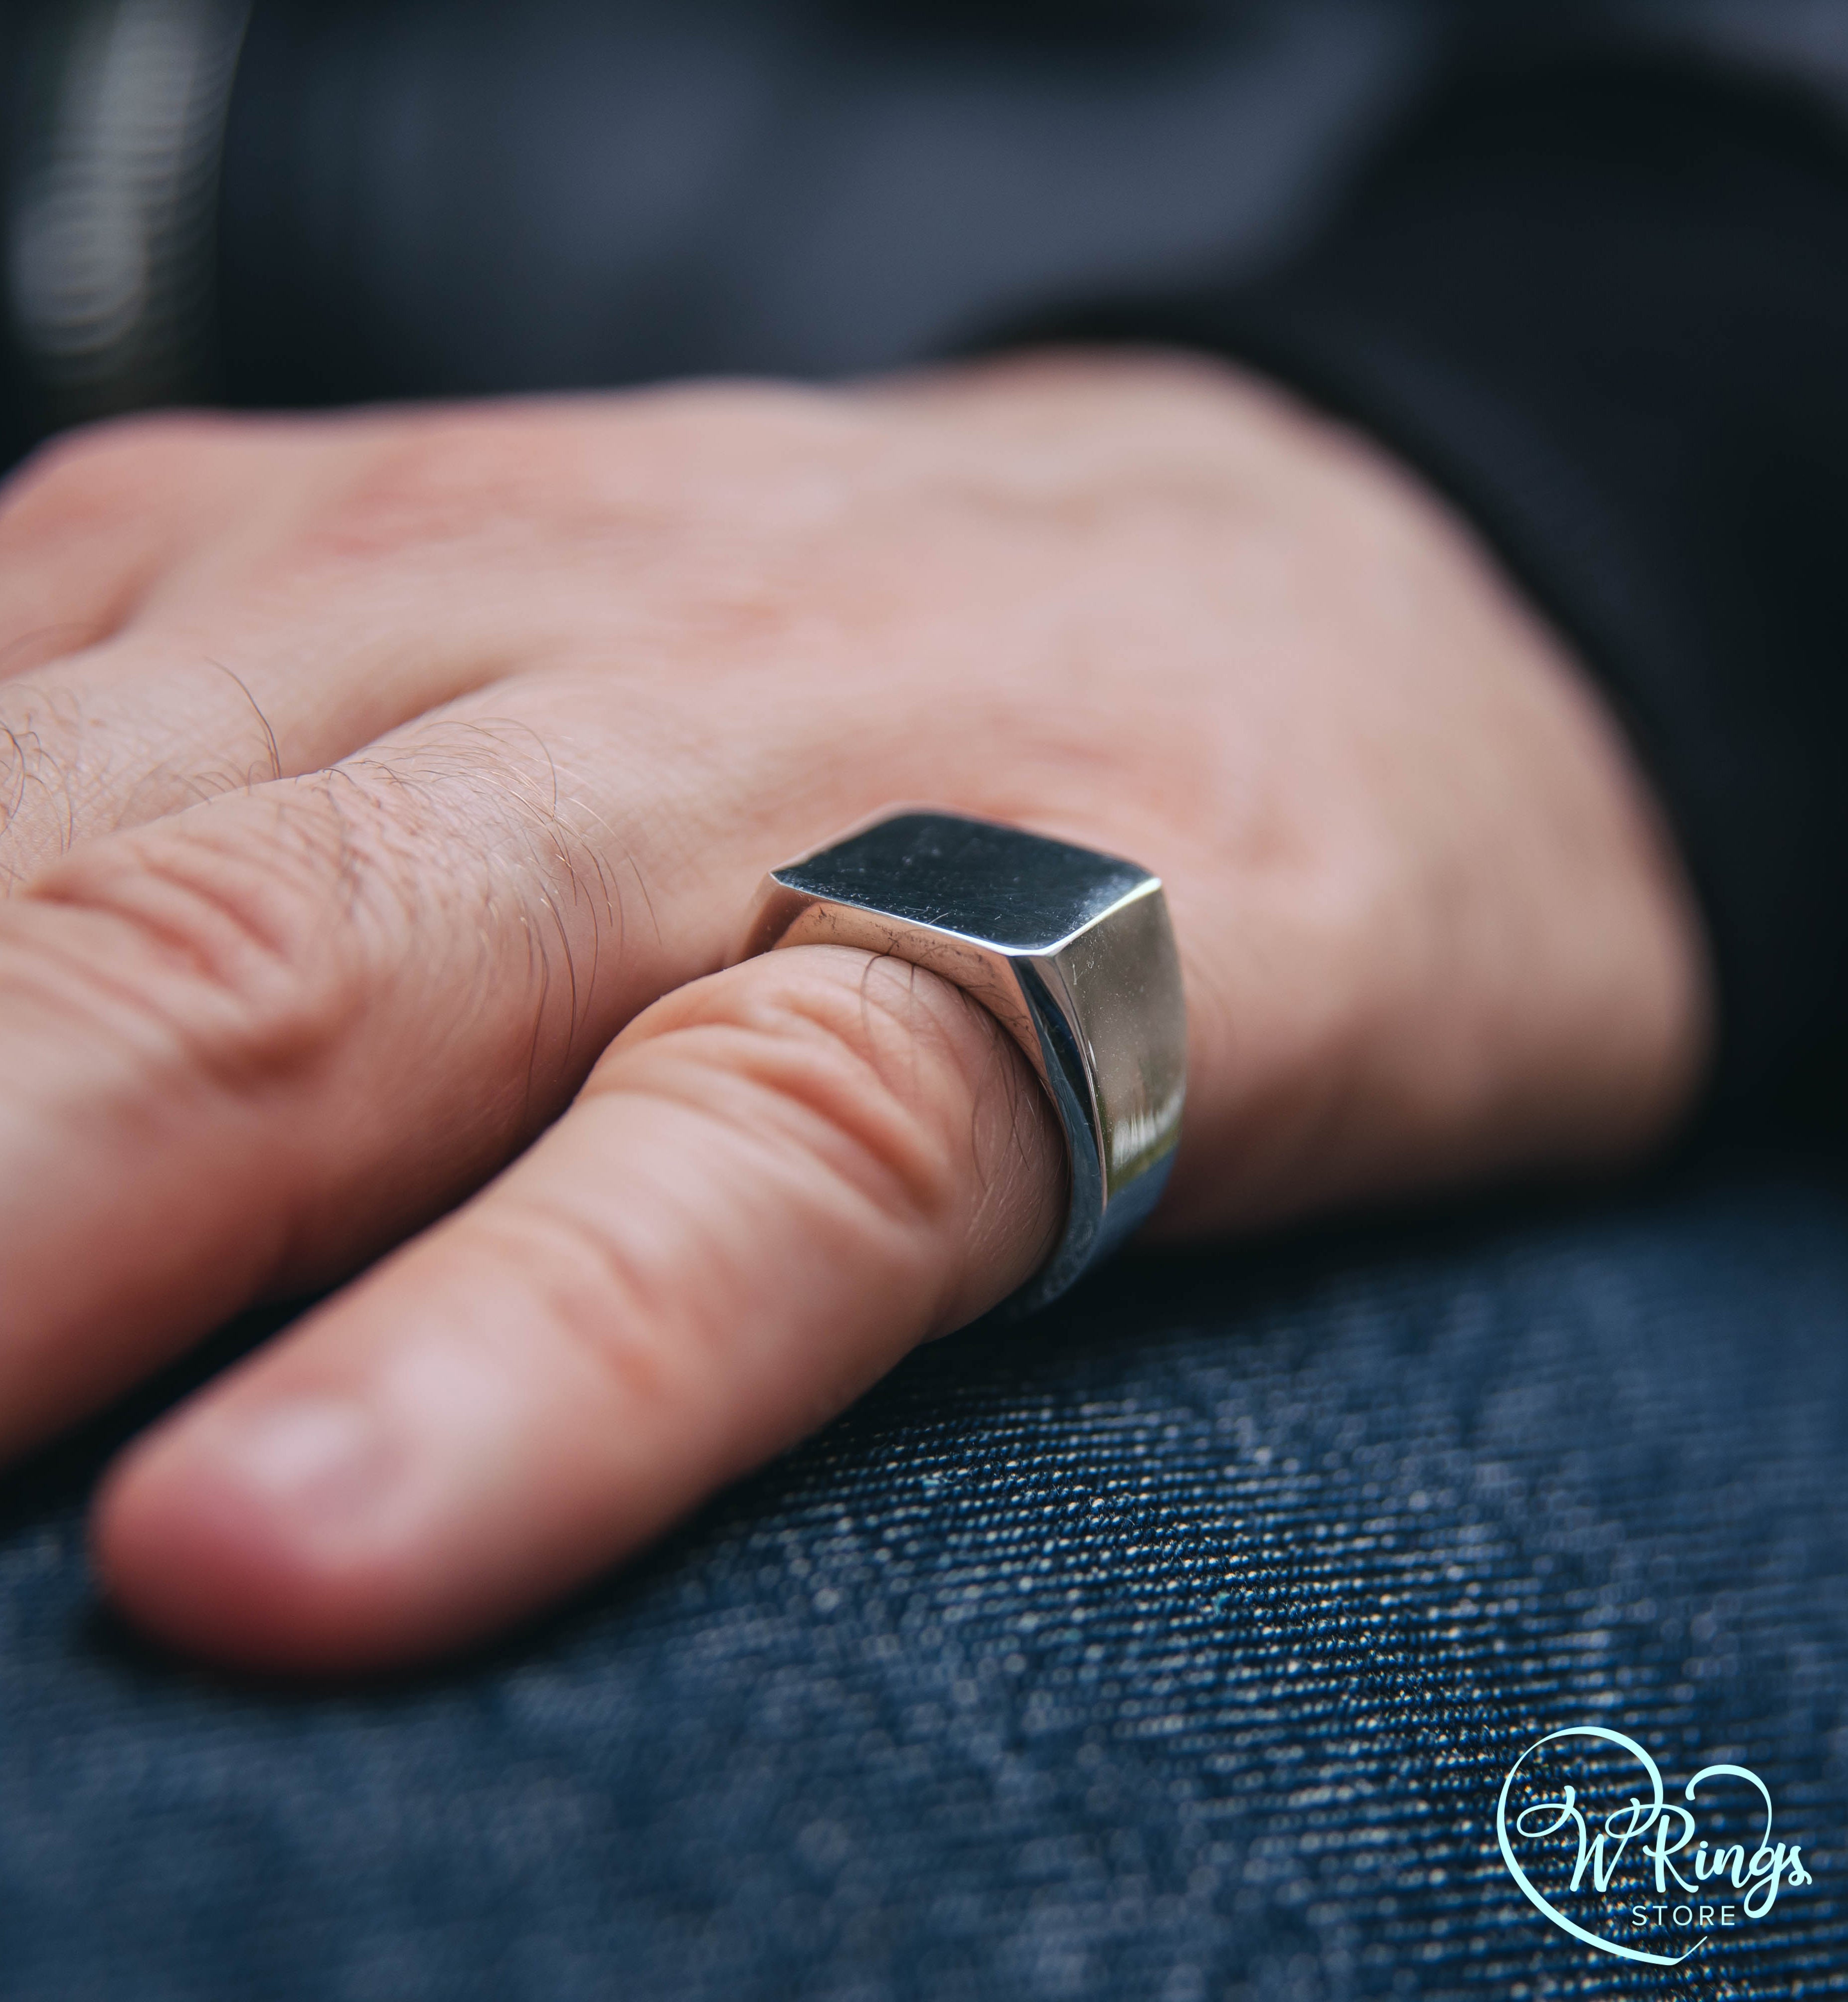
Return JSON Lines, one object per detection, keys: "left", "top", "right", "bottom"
{"left": 0, "top": 350, "right": 1709, "bottom": 1673}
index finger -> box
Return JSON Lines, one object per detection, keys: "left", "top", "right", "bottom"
{"left": 95, "top": 945, "right": 1065, "bottom": 1671}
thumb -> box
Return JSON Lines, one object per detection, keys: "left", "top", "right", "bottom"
{"left": 93, "top": 945, "right": 1066, "bottom": 1672}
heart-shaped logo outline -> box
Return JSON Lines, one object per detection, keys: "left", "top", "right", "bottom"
{"left": 1495, "top": 1724, "right": 1812, "bottom": 1967}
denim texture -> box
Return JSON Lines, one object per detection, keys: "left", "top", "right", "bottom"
{"left": 0, "top": 1148, "right": 1843, "bottom": 2000}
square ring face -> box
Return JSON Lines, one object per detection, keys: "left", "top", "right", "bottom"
{"left": 770, "top": 811, "right": 1154, "bottom": 958}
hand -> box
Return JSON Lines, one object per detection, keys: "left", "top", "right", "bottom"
{"left": 0, "top": 352, "right": 1707, "bottom": 1671}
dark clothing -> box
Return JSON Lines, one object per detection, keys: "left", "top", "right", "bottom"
{"left": 1, "top": 1148, "right": 1844, "bottom": 1998}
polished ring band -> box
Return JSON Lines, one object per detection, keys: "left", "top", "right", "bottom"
{"left": 736, "top": 808, "right": 1187, "bottom": 1317}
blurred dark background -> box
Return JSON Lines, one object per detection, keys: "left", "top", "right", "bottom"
{"left": 3, "top": 0, "right": 1847, "bottom": 473}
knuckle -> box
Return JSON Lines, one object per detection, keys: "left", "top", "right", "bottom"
{"left": 303, "top": 413, "right": 583, "bottom": 561}
{"left": 540, "top": 949, "right": 1060, "bottom": 1390}
{"left": 637, "top": 378, "right": 840, "bottom": 454}
{"left": 0, "top": 413, "right": 241, "bottom": 541}
{"left": 499, "top": 960, "right": 1010, "bottom": 1409}
{"left": 299, "top": 385, "right": 852, "bottom": 569}
{"left": 753, "top": 961, "right": 974, "bottom": 1223}
{"left": 12, "top": 794, "right": 373, "bottom": 1096}
{"left": 0, "top": 682, "right": 97, "bottom": 885}
{"left": 613, "top": 950, "right": 1017, "bottom": 1233}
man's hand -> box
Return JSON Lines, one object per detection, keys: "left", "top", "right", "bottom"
{"left": 0, "top": 352, "right": 1707, "bottom": 1670}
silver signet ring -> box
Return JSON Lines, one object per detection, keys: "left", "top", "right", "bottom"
{"left": 735, "top": 808, "right": 1187, "bottom": 1317}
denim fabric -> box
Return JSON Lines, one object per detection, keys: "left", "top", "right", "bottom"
{"left": 0, "top": 1148, "right": 1843, "bottom": 2000}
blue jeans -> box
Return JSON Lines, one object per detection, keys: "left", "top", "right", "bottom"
{"left": 1, "top": 1145, "right": 1843, "bottom": 1999}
